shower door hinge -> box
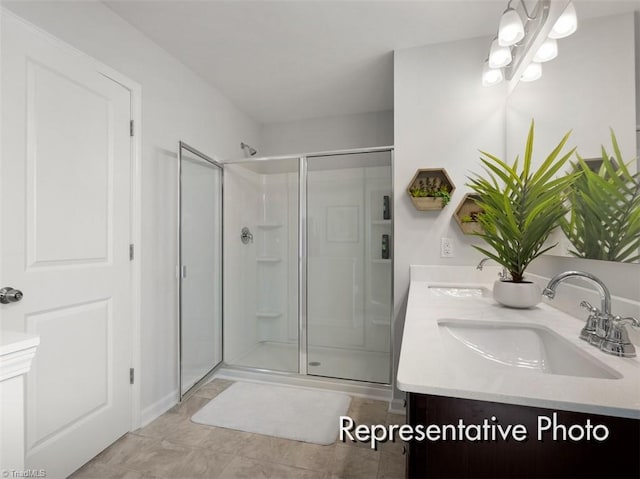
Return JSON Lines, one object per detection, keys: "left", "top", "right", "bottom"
{"left": 129, "top": 244, "right": 134, "bottom": 261}
{"left": 130, "top": 368, "right": 135, "bottom": 384}
{"left": 130, "top": 120, "right": 134, "bottom": 137}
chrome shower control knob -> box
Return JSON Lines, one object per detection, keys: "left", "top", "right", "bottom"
{"left": 0, "top": 286, "right": 23, "bottom": 304}
{"left": 240, "top": 227, "right": 253, "bottom": 244}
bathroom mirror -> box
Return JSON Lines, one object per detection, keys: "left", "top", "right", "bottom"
{"left": 506, "top": 11, "right": 639, "bottom": 263}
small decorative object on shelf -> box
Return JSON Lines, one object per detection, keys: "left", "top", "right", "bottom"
{"left": 407, "top": 168, "right": 455, "bottom": 210}
{"left": 383, "top": 195, "right": 391, "bottom": 220}
{"left": 454, "top": 193, "right": 485, "bottom": 234}
{"left": 381, "top": 234, "right": 390, "bottom": 259}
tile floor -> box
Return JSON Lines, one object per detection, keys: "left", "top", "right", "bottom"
{"left": 70, "top": 379, "right": 406, "bottom": 479}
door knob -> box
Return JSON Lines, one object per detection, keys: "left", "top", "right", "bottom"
{"left": 0, "top": 286, "right": 23, "bottom": 304}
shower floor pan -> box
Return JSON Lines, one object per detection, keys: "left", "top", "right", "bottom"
{"left": 233, "top": 341, "right": 390, "bottom": 384}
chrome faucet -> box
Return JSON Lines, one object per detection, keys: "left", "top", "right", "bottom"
{"left": 542, "top": 270, "right": 611, "bottom": 316}
{"left": 476, "top": 257, "right": 491, "bottom": 270}
{"left": 476, "top": 257, "right": 510, "bottom": 281}
{"left": 542, "top": 271, "right": 638, "bottom": 357}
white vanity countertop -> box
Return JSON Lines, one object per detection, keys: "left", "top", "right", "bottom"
{"left": 397, "top": 268, "right": 640, "bottom": 419}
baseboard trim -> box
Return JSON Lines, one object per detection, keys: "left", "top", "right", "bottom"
{"left": 389, "top": 398, "right": 406, "bottom": 415}
{"left": 139, "top": 389, "right": 178, "bottom": 428}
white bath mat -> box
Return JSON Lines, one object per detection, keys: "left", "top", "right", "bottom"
{"left": 191, "top": 381, "right": 351, "bottom": 445}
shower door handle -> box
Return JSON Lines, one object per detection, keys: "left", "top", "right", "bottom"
{"left": 181, "top": 265, "right": 187, "bottom": 278}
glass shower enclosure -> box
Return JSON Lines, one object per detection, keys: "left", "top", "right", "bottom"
{"left": 179, "top": 142, "right": 223, "bottom": 399}
{"left": 306, "top": 151, "right": 392, "bottom": 383}
{"left": 224, "top": 148, "right": 393, "bottom": 384}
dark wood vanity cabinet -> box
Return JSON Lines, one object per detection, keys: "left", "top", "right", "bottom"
{"left": 406, "top": 393, "right": 639, "bottom": 479}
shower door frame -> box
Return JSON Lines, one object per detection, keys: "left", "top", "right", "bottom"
{"left": 223, "top": 145, "right": 395, "bottom": 386}
{"left": 178, "top": 141, "right": 225, "bottom": 401}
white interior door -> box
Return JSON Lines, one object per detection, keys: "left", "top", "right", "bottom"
{"left": 1, "top": 14, "right": 133, "bottom": 478}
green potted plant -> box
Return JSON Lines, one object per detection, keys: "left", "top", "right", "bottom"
{"left": 453, "top": 193, "right": 485, "bottom": 234}
{"left": 406, "top": 168, "right": 456, "bottom": 210}
{"left": 468, "top": 121, "right": 580, "bottom": 308}
{"left": 561, "top": 130, "right": 640, "bottom": 263}
{"left": 408, "top": 179, "right": 452, "bottom": 207}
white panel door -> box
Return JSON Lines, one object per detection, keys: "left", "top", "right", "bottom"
{"left": 1, "top": 14, "right": 132, "bottom": 478}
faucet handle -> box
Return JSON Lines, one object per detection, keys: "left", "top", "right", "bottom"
{"left": 579, "top": 301, "right": 600, "bottom": 343}
{"left": 600, "top": 316, "right": 638, "bottom": 358}
{"left": 611, "top": 316, "right": 640, "bottom": 328}
{"left": 498, "top": 268, "right": 511, "bottom": 281}
{"left": 580, "top": 301, "right": 599, "bottom": 314}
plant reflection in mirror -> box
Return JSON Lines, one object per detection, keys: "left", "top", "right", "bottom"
{"left": 562, "top": 130, "right": 640, "bottom": 263}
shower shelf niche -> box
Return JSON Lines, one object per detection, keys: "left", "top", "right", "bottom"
{"left": 256, "top": 257, "right": 282, "bottom": 263}
{"left": 370, "top": 188, "right": 393, "bottom": 263}
{"left": 256, "top": 312, "right": 282, "bottom": 319}
{"left": 371, "top": 259, "right": 391, "bottom": 264}
{"left": 371, "top": 318, "right": 390, "bottom": 326}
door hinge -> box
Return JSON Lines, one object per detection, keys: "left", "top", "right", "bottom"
{"left": 130, "top": 120, "right": 134, "bottom": 137}
{"left": 129, "top": 244, "right": 134, "bottom": 261}
{"left": 130, "top": 368, "right": 135, "bottom": 385}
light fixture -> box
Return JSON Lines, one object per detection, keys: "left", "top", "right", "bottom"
{"left": 483, "top": 0, "right": 576, "bottom": 86}
{"left": 482, "top": 61, "right": 504, "bottom": 87}
{"left": 498, "top": 7, "right": 524, "bottom": 46}
{"left": 489, "top": 38, "right": 512, "bottom": 68}
{"left": 549, "top": 2, "right": 577, "bottom": 39}
{"left": 533, "top": 37, "right": 558, "bottom": 62}
{"left": 521, "top": 62, "right": 542, "bottom": 82}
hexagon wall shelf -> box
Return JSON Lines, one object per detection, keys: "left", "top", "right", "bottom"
{"left": 454, "top": 193, "right": 485, "bottom": 234}
{"left": 406, "top": 168, "right": 455, "bottom": 211}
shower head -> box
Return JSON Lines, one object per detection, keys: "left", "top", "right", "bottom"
{"left": 240, "top": 142, "right": 257, "bottom": 157}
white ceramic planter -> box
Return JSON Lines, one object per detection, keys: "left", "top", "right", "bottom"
{"left": 493, "top": 280, "right": 541, "bottom": 309}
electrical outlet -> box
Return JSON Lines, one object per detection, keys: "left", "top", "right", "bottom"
{"left": 440, "top": 237, "right": 454, "bottom": 258}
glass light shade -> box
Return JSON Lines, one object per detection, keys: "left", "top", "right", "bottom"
{"left": 521, "top": 62, "right": 542, "bottom": 82}
{"left": 533, "top": 38, "right": 558, "bottom": 62}
{"left": 489, "top": 38, "right": 512, "bottom": 68}
{"left": 482, "top": 63, "right": 504, "bottom": 87}
{"left": 549, "top": 2, "right": 577, "bottom": 39}
{"left": 498, "top": 8, "right": 524, "bottom": 46}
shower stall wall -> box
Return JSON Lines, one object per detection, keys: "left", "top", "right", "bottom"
{"left": 223, "top": 148, "right": 393, "bottom": 385}
{"left": 224, "top": 158, "right": 299, "bottom": 373}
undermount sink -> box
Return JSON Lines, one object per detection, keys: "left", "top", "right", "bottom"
{"left": 438, "top": 319, "right": 622, "bottom": 380}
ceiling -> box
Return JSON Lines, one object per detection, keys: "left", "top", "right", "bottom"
{"left": 104, "top": 0, "right": 639, "bottom": 124}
